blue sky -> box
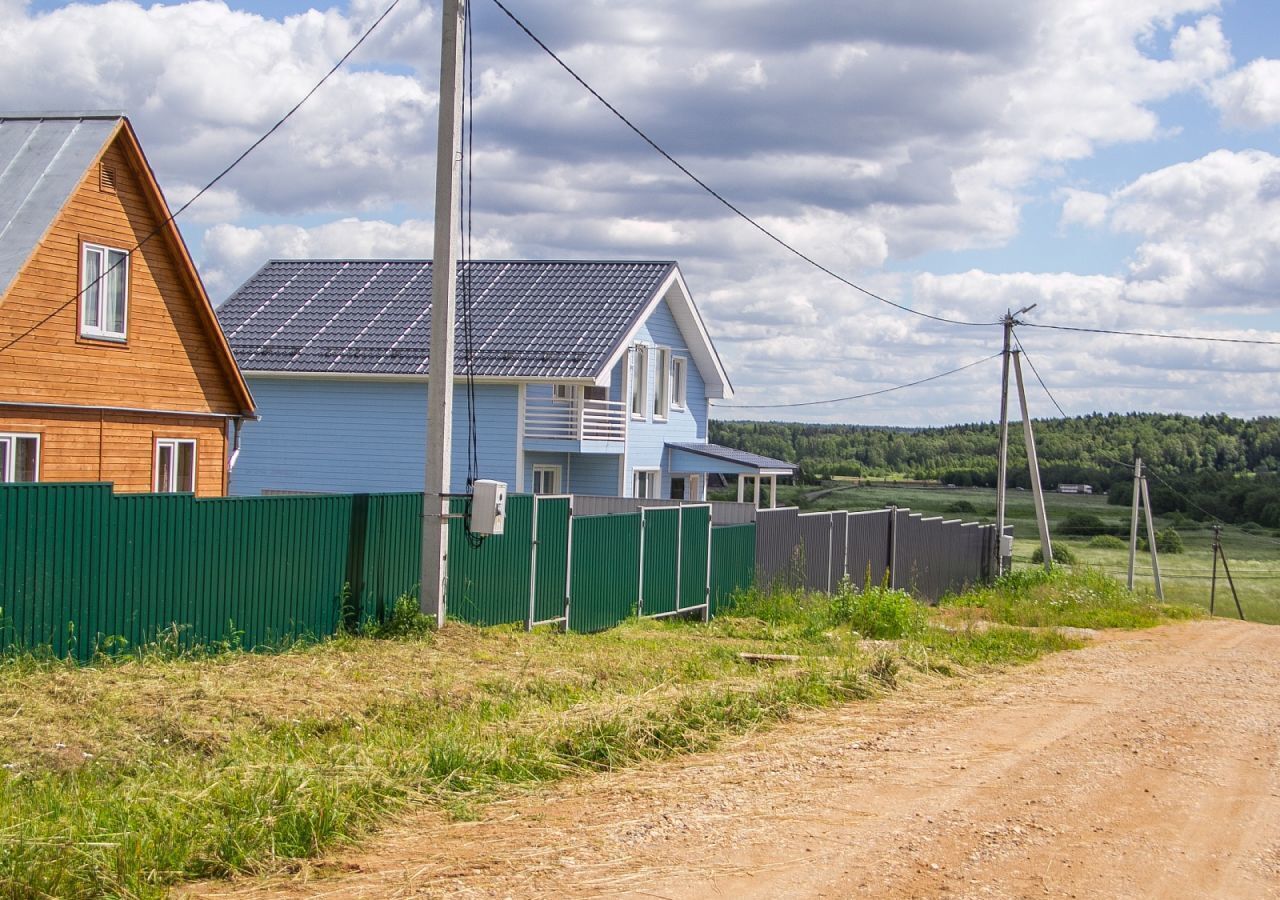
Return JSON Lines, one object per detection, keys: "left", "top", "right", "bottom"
{"left": 4, "top": 0, "right": 1280, "bottom": 425}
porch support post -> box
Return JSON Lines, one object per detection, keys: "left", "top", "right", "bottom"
{"left": 752, "top": 475, "right": 761, "bottom": 509}
{"left": 769, "top": 474, "right": 777, "bottom": 508}
{"left": 737, "top": 474, "right": 744, "bottom": 503}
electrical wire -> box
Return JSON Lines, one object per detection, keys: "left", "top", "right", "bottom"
{"left": 0, "top": 0, "right": 403, "bottom": 357}
{"left": 488, "top": 0, "right": 995, "bottom": 330}
{"left": 712, "top": 351, "right": 1000, "bottom": 410}
{"left": 1021, "top": 321, "right": 1280, "bottom": 347}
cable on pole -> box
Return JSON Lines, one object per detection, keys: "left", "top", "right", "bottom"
{"left": 1021, "top": 320, "right": 1280, "bottom": 347}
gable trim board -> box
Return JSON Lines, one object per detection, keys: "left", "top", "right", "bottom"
{"left": 0, "top": 114, "right": 255, "bottom": 419}
{"left": 595, "top": 266, "right": 733, "bottom": 400}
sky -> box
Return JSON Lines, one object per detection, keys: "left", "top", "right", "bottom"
{"left": 4, "top": 0, "right": 1280, "bottom": 426}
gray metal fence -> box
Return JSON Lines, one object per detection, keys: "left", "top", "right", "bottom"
{"left": 571, "top": 495, "right": 756, "bottom": 525}
{"left": 756, "top": 506, "right": 1003, "bottom": 603}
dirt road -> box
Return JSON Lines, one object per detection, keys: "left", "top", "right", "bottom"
{"left": 194, "top": 619, "right": 1280, "bottom": 899}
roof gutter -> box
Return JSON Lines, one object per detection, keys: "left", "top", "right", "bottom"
{"left": 0, "top": 400, "right": 259, "bottom": 421}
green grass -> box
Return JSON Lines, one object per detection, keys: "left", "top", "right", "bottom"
{"left": 733, "top": 482, "right": 1280, "bottom": 625}
{"left": 945, "top": 566, "right": 1201, "bottom": 630}
{"left": 0, "top": 570, "right": 1197, "bottom": 899}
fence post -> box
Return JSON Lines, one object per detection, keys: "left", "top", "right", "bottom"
{"left": 526, "top": 494, "right": 539, "bottom": 631}
{"left": 343, "top": 493, "right": 370, "bottom": 630}
{"left": 562, "top": 497, "right": 574, "bottom": 633}
{"left": 703, "top": 510, "right": 713, "bottom": 622}
{"left": 887, "top": 505, "right": 898, "bottom": 590}
{"left": 825, "top": 513, "right": 834, "bottom": 593}
{"left": 675, "top": 503, "right": 684, "bottom": 611}
{"left": 637, "top": 507, "right": 647, "bottom": 617}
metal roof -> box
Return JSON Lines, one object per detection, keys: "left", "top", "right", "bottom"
{"left": 217, "top": 259, "right": 680, "bottom": 379}
{"left": 0, "top": 114, "right": 121, "bottom": 302}
{"left": 666, "top": 442, "right": 797, "bottom": 474}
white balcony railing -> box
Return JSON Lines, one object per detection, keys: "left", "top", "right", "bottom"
{"left": 524, "top": 396, "right": 627, "bottom": 442}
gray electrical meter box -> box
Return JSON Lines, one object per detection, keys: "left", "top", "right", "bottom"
{"left": 470, "top": 480, "right": 507, "bottom": 536}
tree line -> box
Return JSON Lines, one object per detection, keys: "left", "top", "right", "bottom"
{"left": 710, "top": 413, "right": 1280, "bottom": 524}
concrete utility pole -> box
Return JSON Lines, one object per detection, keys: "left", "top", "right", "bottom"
{"left": 1012, "top": 350, "right": 1053, "bottom": 570}
{"left": 995, "top": 305, "right": 1036, "bottom": 574}
{"left": 421, "top": 0, "right": 467, "bottom": 626}
{"left": 1127, "top": 458, "right": 1142, "bottom": 590}
{"left": 995, "top": 313, "right": 1013, "bottom": 573}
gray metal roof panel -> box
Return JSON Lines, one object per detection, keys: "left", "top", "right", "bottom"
{"left": 0, "top": 115, "right": 120, "bottom": 301}
{"left": 218, "top": 259, "right": 677, "bottom": 379}
{"left": 666, "top": 442, "right": 797, "bottom": 472}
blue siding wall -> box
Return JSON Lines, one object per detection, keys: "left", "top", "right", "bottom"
{"left": 524, "top": 451, "right": 620, "bottom": 495}
{"left": 232, "top": 378, "right": 518, "bottom": 496}
{"left": 619, "top": 297, "right": 710, "bottom": 498}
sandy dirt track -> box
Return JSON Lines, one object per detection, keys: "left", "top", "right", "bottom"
{"left": 191, "top": 619, "right": 1280, "bottom": 899}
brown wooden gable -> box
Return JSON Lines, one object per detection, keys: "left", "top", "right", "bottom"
{"left": 0, "top": 117, "right": 255, "bottom": 417}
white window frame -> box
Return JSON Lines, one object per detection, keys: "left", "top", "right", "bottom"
{"left": 80, "top": 242, "right": 130, "bottom": 341}
{"left": 633, "top": 467, "right": 659, "bottom": 499}
{"left": 671, "top": 356, "right": 688, "bottom": 409}
{"left": 154, "top": 438, "right": 197, "bottom": 493}
{"left": 0, "top": 433, "right": 40, "bottom": 483}
{"left": 653, "top": 347, "right": 671, "bottom": 420}
{"left": 629, "top": 344, "right": 648, "bottom": 420}
{"left": 532, "top": 464, "right": 562, "bottom": 495}
{"left": 552, "top": 383, "right": 576, "bottom": 401}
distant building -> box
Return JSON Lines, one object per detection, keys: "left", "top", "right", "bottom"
{"left": 1056, "top": 483, "right": 1094, "bottom": 494}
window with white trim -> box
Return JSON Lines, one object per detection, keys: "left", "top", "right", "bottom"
{"left": 0, "top": 433, "right": 40, "bottom": 483}
{"left": 671, "top": 356, "right": 688, "bottom": 409}
{"left": 552, "top": 384, "right": 575, "bottom": 401}
{"left": 633, "top": 468, "right": 659, "bottom": 499}
{"left": 532, "top": 464, "right": 561, "bottom": 495}
{"left": 629, "top": 344, "right": 648, "bottom": 418}
{"left": 154, "top": 439, "right": 197, "bottom": 493}
{"left": 653, "top": 347, "right": 671, "bottom": 419}
{"left": 80, "top": 243, "right": 130, "bottom": 340}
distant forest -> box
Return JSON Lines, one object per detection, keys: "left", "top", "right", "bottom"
{"left": 710, "top": 413, "right": 1280, "bottom": 526}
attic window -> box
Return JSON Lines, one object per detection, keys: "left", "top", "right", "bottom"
{"left": 99, "top": 163, "right": 117, "bottom": 193}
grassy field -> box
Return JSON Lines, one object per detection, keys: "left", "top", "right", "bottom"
{"left": 732, "top": 482, "right": 1280, "bottom": 625}
{"left": 0, "top": 570, "right": 1184, "bottom": 899}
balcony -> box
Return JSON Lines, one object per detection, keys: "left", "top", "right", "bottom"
{"left": 524, "top": 395, "right": 627, "bottom": 451}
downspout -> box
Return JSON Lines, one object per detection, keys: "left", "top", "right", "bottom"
{"left": 226, "top": 417, "right": 244, "bottom": 495}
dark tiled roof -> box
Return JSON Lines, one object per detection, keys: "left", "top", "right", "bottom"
{"left": 216, "top": 259, "right": 678, "bottom": 379}
{"left": 666, "top": 442, "right": 797, "bottom": 473}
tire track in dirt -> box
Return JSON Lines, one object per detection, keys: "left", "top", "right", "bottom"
{"left": 187, "top": 619, "right": 1280, "bottom": 899}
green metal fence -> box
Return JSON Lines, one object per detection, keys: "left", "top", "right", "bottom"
{"left": 709, "top": 523, "right": 756, "bottom": 615}
{"left": 0, "top": 484, "right": 760, "bottom": 659}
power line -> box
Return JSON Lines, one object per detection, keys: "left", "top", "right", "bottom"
{"left": 0, "top": 0, "right": 404, "bottom": 357}
{"left": 488, "top": 0, "right": 995, "bottom": 330}
{"left": 712, "top": 351, "right": 1000, "bottom": 410}
{"left": 1022, "top": 321, "right": 1280, "bottom": 347}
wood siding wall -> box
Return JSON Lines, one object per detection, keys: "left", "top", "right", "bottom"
{"left": 0, "top": 138, "right": 240, "bottom": 415}
{"left": 0, "top": 407, "right": 228, "bottom": 497}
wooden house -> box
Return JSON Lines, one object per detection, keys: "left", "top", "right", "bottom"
{"left": 0, "top": 113, "right": 255, "bottom": 495}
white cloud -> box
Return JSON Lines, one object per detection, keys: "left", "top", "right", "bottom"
{"left": 1210, "top": 57, "right": 1280, "bottom": 128}
{"left": 1059, "top": 189, "right": 1111, "bottom": 228}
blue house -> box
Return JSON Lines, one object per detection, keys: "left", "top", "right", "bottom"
{"left": 216, "top": 259, "right": 795, "bottom": 500}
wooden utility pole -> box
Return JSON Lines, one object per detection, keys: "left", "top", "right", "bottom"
{"left": 1209, "top": 525, "right": 1245, "bottom": 620}
{"left": 1011, "top": 350, "right": 1052, "bottom": 570}
{"left": 1139, "top": 473, "right": 1163, "bottom": 600}
{"left": 1126, "top": 457, "right": 1164, "bottom": 600}
{"left": 421, "top": 0, "right": 467, "bottom": 625}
